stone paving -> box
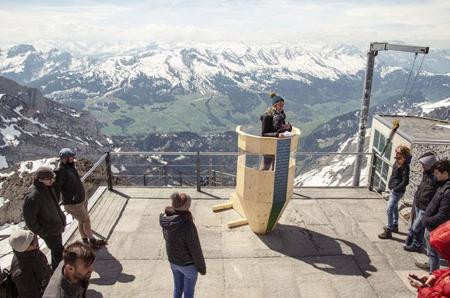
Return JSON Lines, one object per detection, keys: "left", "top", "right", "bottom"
{"left": 70, "top": 187, "right": 430, "bottom": 298}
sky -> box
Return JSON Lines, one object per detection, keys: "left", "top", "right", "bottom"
{"left": 0, "top": 0, "right": 449, "bottom": 49}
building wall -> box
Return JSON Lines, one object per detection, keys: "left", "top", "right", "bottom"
{"left": 404, "top": 143, "right": 450, "bottom": 205}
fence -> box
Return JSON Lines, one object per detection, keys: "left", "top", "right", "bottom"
{"left": 106, "top": 151, "right": 373, "bottom": 190}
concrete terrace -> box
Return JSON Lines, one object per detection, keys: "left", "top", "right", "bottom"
{"left": 72, "top": 187, "right": 429, "bottom": 298}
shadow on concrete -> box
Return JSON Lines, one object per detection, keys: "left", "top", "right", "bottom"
{"left": 258, "top": 224, "right": 377, "bottom": 278}
{"left": 90, "top": 246, "right": 135, "bottom": 286}
{"left": 86, "top": 289, "right": 104, "bottom": 298}
{"left": 109, "top": 189, "right": 131, "bottom": 199}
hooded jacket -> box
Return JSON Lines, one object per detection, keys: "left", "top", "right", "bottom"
{"left": 423, "top": 179, "right": 450, "bottom": 231}
{"left": 415, "top": 169, "right": 438, "bottom": 211}
{"left": 388, "top": 158, "right": 411, "bottom": 194}
{"left": 159, "top": 207, "right": 206, "bottom": 275}
{"left": 23, "top": 180, "right": 66, "bottom": 238}
{"left": 11, "top": 249, "right": 52, "bottom": 298}
{"left": 54, "top": 162, "right": 86, "bottom": 205}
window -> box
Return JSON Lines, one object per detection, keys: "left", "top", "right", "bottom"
{"left": 371, "top": 129, "right": 393, "bottom": 192}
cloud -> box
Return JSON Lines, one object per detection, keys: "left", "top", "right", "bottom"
{"left": 0, "top": 0, "right": 449, "bottom": 48}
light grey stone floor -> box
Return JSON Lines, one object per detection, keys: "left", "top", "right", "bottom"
{"left": 69, "top": 187, "right": 427, "bottom": 298}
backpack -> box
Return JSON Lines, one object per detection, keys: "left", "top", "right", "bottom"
{"left": 0, "top": 268, "right": 18, "bottom": 298}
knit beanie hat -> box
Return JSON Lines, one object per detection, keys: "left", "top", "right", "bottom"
{"left": 35, "top": 167, "right": 55, "bottom": 180}
{"left": 418, "top": 152, "right": 438, "bottom": 171}
{"left": 9, "top": 229, "right": 35, "bottom": 252}
{"left": 270, "top": 93, "right": 284, "bottom": 106}
{"left": 171, "top": 192, "right": 191, "bottom": 211}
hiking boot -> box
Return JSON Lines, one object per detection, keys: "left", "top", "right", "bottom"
{"left": 415, "top": 261, "right": 430, "bottom": 271}
{"left": 378, "top": 229, "right": 392, "bottom": 239}
{"left": 405, "top": 234, "right": 413, "bottom": 246}
{"left": 404, "top": 244, "right": 421, "bottom": 253}
{"left": 383, "top": 225, "right": 398, "bottom": 233}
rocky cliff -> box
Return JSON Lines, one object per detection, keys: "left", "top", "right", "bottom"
{"left": 0, "top": 76, "right": 110, "bottom": 169}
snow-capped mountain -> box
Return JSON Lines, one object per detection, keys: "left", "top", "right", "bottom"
{"left": 0, "top": 76, "right": 109, "bottom": 170}
{"left": 295, "top": 97, "right": 450, "bottom": 187}
{"left": 1, "top": 43, "right": 449, "bottom": 135}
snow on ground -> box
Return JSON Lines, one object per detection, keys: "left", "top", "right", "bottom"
{"left": 0, "top": 124, "right": 21, "bottom": 147}
{"left": 419, "top": 98, "right": 450, "bottom": 114}
{"left": 0, "top": 156, "right": 8, "bottom": 170}
{"left": 18, "top": 157, "right": 59, "bottom": 177}
{"left": 13, "top": 106, "right": 49, "bottom": 129}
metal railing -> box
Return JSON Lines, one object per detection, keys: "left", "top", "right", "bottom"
{"left": 106, "top": 151, "right": 373, "bottom": 190}
{"left": 0, "top": 154, "right": 110, "bottom": 266}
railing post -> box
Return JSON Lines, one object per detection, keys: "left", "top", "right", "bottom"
{"left": 179, "top": 170, "right": 183, "bottom": 187}
{"left": 196, "top": 152, "right": 201, "bottom": 192}
{"left": 143, "top": 173, "right": 147, "bottom": 186}
{"left": 164, "top": 165, "right": 168, "bottom": 186}
{"left": 212, "top": 170, "right": 216, "bottom": 186}
{"left": 208, "top": 157, "right": 212, "bottom": 187}
{"left": 105, "top": 152, "right": 113, "bottom": 190}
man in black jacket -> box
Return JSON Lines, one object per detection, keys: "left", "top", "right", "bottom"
{"left": 9, "top": 229, "right": 52, "bottom": 298}
{"left": 379, "top": 145, "right": 411, "bottom": 239}
{"left": 54, "top": 148, "right": 107, "bottom": 249}
{"left": 415, "top": 159, "right": 450, "bottom": 273}
{"left": 23, "top": 167, "right": 66, "bottom": 270}
{"left": 260, "top": 93, "right": 292, "bottom": 170}
{"left": 160, "top": 192, "right": 206, "bottom": 298}
{"left": 43, "top": 241, "right": 95, "bottom": 298}
{"left": 404, "top": 152, "right": 438, "bottom": 252}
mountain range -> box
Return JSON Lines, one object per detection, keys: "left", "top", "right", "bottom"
{"left": 1, "top": 42, "right": 449, "bottom": 136}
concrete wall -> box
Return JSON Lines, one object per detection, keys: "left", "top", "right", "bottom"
{"left": 404, "top": 143, "right": 450, "bottom": 205}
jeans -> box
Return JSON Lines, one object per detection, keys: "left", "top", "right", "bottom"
{"left": 386, "top": 191, "right": 404, "bottom": 230}
{"left": 43, "top": 234, "right": 64, "bottom": 271}
{"left": 170, "top": 263, "right": 198, "bottom": 298}
{"left": 407, "top": 207, "right": 425, "bottom": 248}
{"left": 425, "top": 229, "right": 440, "bottom": 274}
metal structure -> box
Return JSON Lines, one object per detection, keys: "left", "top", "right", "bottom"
{"left": 352, "top": 42, "right": 429, "bottom": 186}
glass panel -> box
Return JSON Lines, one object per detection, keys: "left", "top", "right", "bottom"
{"left": 382, "top": 162, "right": 389, "bottom": 180}
{"left": 379, "top": 136, "right": 386, "bottom": 152}
{"left": 384, "top": 142, "right": 392, "bottom": 159}
{"left": 374, "top": 130, "right": 380, "bottom": 151}
{"left": 375, "top": 157, "right": 383, "bottom": 173}
{"left": 380, "top": 180, "right": 387, "bottom": 192}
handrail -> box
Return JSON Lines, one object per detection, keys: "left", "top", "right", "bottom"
{"left": 110, "top": 151, "right": 372, "bottom": 157}
{"left": 80, "top": 153, "right": 107, "bottom": 183}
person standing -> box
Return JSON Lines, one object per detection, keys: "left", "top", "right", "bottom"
{"left": 9, "top": 229, "right": 52, "bottom": 298}
{"left": 378, "top": 145, "right": 411, "bottom": 239}
{"left": 43, "top": 241, "right": 95, "bottom": 298}
{"left": 260, "top": 93, "right": 292, "bottom": 170}
{"left": 404, "top": 152, "right": 439, "bottom": 252}
{"left": 23, "top": 167, "right": 66, "bottom": 271}
{"left": 54, "top": 148, "right": 107, "bottom": 249}
{"left": 415, "top": 159, "right": 450, "bottom": 273}
{"left": 160, "top": 192, "right": 206, "bottom": 298}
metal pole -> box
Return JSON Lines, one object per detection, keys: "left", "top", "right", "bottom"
{"left": 353, "top": 48, "right": 376, "bottom": 186}
{"left": 208, "top": 157, "right": 212, "bottom": 187}
{"left": 105, "top": 152, "right": 113, "bottom": 190}
{"left": 164, "top": 165, "right": 168, "bottom": 186}
{"left": 179, "top": 170, "right": 182, "bottom": 187}
{"left": 143, "top": 173, "right": 147, "bottom": 186}
{"left": 196, "top": 152, "right": 201, "bottom": 192}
